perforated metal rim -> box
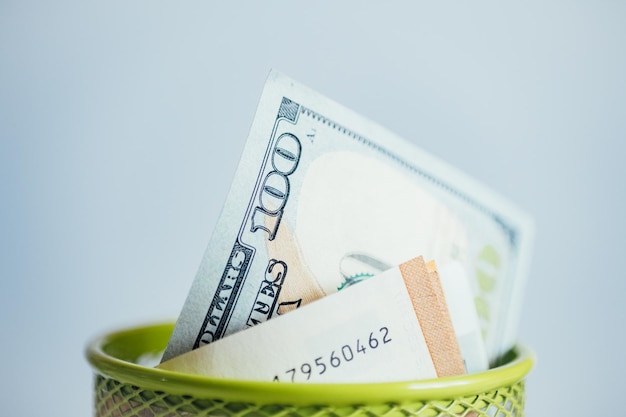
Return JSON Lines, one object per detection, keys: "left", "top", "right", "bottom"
{"left": 86, "top": 322, "right": 534, "bottom": 406}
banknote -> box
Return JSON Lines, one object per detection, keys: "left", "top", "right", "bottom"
{"left": 158, "top": 256, "right": 465, "bottom": 382}
{"left": 161, "top": 70, "right": 534, "bottom": 364}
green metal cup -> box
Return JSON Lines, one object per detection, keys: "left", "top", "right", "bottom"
{"left": 86, "top": 322, "right": 534, "bottom": 417}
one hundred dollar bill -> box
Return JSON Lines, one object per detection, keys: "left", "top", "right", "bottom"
{"left": 161, "top": 70, "right": 534, "bottom": 364}
{"left": 158, "top": 256, "right": 465, "bottom": 382}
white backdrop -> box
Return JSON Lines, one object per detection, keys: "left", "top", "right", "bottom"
{"left": 1, "top": 2, "right": 625, "bottom": 416}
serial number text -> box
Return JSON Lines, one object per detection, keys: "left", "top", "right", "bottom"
{"left": 273, "top": 326, "right": 392, "bottom": 382}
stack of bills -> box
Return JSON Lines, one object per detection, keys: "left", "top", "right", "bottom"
{"left": 157, "top": 71, "right": 534, "bottom": 382}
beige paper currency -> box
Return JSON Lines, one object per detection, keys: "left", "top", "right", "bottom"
{"left": 158, "top": 256, "right": 465, "bottom": 382}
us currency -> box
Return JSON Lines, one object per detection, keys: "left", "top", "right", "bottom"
{"left": 158, "top": 256, "right": 465, "bottom": 382}
{"left": 161, "top": 70, "right": 534, "bottom": 364}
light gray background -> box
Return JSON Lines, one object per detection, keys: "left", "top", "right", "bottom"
{"left": 1, "top": 2, "right": 624, "bottom": 416}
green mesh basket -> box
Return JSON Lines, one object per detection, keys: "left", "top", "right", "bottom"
{"left": 85, "top": 322, "right": 533, "bottom": 417}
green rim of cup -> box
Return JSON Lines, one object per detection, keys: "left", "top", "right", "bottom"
{"left": 86, "top": 322, "right": 534, "bottom": 406}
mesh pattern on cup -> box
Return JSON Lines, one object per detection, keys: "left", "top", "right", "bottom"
{"left": 93, "top": 374, "right": 525, "bottom": 417}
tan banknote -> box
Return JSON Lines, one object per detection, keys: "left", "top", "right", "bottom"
{"left": 161, "top": 71, "right": 534, "bottom": 364}
{"left": 158, "top": 256, "right": 465, "bottom": 382}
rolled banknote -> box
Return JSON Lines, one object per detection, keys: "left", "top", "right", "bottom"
{"left": 161, "top": 70, "right": 534, "bottom": 364}
{"left": 158, "top": 256, "right": 465, "bottom": 382}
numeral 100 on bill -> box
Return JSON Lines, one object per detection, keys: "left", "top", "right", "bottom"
{"left": 273, "top": 326, "right": 392, "bottom": 382}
